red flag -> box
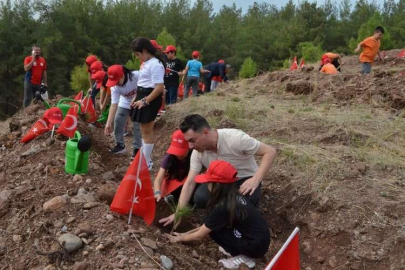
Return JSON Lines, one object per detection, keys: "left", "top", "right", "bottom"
{"left": 82, "top": 96, "right": 97, "bottom": 123}
{"left": 73, "top": 91, "right": 83, "bottom": 101}
{"left": 110, "top": 150, "right": 156, "bottom": 225}
{"left": 265, "top": 227, "right": 300, "bottom": 270}
{"left": 161, "top": 177, "right": 186, "bottom": 197}
{"left": 178, "top": 82, "right": 185, "bottom": 98}
{"left": 397, "top": 49, "right": 405, "bottom": 58}
{"left": 20, "top": 118, "right": 50, "bottom": 143}
{"left": 290, "top": 56, "right": 298, "bottom": 71}
{"left": 57, "top": 105, "right": 79, "bottom": 138}
{"left": 299, "top": 58, "right": 305, "bottom": 68}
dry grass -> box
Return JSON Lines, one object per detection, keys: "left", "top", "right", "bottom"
{"left": 164, "top": 78, "right": 405, "bottom": 203}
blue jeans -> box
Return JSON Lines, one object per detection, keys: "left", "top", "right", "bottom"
{"left": 165, "top": 86, "right": 178, "bottom": 104}
{"left": 362, "top": 62, "right": 372, "bottom": 74}
{"left": 184, "top": 76, "right": 199, "bottom": 98}
{"left": 90, "top": 83, "right": 100, "bottom": 107}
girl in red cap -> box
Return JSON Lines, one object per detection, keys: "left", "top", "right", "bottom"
{"left": 104, "top": 65, "right": 142, "bottom": 159}
{"left": 130, "top": 37, "right": 166, "bottom": 169}
{"left": 165, "top": 160, "right": 270, "bottom": 269}
{"left": 153, "top": 130, "right": 191, "bottom": 202}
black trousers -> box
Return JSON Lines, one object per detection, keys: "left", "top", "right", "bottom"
{"left": 203, "top": 75, "right": 212, "bottom": 93}
{"left": 331, "top": 58, "right": 341, "bottom": 72}
{"left": 210, "top": 228, "right": 270, "bottom": 258}
{"left": 193, "top": 177, "right": 262, "bottom": 209}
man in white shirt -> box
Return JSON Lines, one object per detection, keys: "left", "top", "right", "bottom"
{"left": 159, "top": 114, "right": 277, "bottom": 228}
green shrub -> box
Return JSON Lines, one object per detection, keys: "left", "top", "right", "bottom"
{"left": 125, "top": 54, "right": 141, "bottom": 70}
{"left": 239, "top": 57, "right": 257, "bottom": 78}
{"left": 297, "top": 42, "right": 323, "bottom": 63}
{"left": 70, "top": 64, "right": 90, "bottom": 93}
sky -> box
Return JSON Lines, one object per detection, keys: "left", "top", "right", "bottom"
{"left": 192, "top": 0, "right": 387, "bottom": 13}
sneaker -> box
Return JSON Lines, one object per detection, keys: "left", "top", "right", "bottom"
{"left": 218, "top": 255, "right": 255, "bottom": 269}
{"left": 219, "top": 246, "right": 231, "bottom": 257}
{"left": 110, "top": 144, "right": 125, "bottom": 154}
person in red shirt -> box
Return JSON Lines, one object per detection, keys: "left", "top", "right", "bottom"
{"left": 23, "top": 45, "right": 47, "bottom": 108}
{"left": 319, "top": 53, "right": 342, "bottom": 72}
{"left": 354, "top": 26, "right": 385, "bottom": 74}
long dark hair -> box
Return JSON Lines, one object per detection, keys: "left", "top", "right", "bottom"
{"left": 207, "top": 182, "right": 248, "bottom": 227}
{"left": 130, "top": 37, "right": 166, "bottom": 66}
{"left": 166, "top": 151, "right": 191, "bottom": 180}
{"left": 122, "top": 66, "right": 134, "bottom": 86}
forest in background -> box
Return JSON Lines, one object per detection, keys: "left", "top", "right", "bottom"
{"left": 1, "top": 0, "right": 405, "bottom": 119}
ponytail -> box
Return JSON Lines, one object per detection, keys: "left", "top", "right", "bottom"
{"left": 122, "top": 65, "right": 134, "bottom": 86}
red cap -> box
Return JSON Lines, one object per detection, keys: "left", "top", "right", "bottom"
{"left": 192, "top": 51, "right": 200, "bottom": 58}
{"left": 43, "top": 107, "right": 63, "bottom": 125}
{"left": 86, "top": 55, "right": 98, "bottom": 66}
{"left": 218, "top": 60, "right": 225, "bottom": 64}
{"left": 151, "top": 40, "right": 163, "bottom": 50}
{"left": 92, "top": 70, "right": 106, "bottom": 88}
{"left": 164, "top": 45, "right": 177, "bottom": 53}
{"left": 167, "top": 130, "right": 189, "bottom": 156}
{"left": 106, "top": 65, "right": 124, "bottom": 87}
{"left": 195, "top": 160, "right": 238, "bottom": 184}
{"left": 90, "top": 61, "right": 103, "bottom": 74}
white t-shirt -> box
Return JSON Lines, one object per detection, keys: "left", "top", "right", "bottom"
{"left": 137, "top": 57, "right": 165, "bottom": 88}
{"left": 111, "top": 71, "right": 140, "bottom": 109}
{"left": 190, "top": 129, "right": 261, "bottom": 178}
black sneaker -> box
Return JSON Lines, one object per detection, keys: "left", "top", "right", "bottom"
{"left": 131, "top": 148, "right": 140, "bottom": 161}
{"left": 110, "top": 144, "right": 125, "bottom": 154}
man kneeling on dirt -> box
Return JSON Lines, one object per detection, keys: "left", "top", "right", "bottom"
{"left": 354, "top": 26, "right": 385, "bottom": 74}
{"left": 319, "top": 52, "right": 342, "bottom": 72}
{"left": 159, "top": 114, "right": 277, "bottom": 227}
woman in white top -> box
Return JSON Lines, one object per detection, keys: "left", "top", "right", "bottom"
{"left": 130, "top": 37, "right": 166, "bottom": 169}
{"left": 104, "top": 65, "right": 142, "bottom": 160}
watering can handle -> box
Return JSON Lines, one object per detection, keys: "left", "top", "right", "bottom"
{"left": 74, "top": 131, "right": 81, "bottom": 140}
{"left": 57, "top": 98, "right": 82, "bottom": 114}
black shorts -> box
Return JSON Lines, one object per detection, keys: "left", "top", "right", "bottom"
{"left": 130, "top": 87, "right": 162, "bottom": 123}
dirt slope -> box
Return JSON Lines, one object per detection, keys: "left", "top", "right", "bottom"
{"left": 1, "top": 50, "right": 405, "bottom": 270}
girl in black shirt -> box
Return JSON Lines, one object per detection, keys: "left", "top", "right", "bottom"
{"left": 165, "top": 160, "right": 270, "bottom": 269}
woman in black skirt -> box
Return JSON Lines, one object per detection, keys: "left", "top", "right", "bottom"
{"left": 130, "top": 37, "right": 166, "bottom": 169}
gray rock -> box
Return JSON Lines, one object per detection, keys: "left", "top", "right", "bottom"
{"left": 192, "top": 250, "right": 199, "bottom": 258}
{"left": 71, "top": 193, "right": 96, "bottom": 204}
{"left": 73, "top": 175, "right": 83, "bottom": 182}
{"left": 160, "top": 255, "right": 173, "bottom": 270}
{"left": 329, "top": 256, "right": 338, "bottom": 268}
{"left": 106, "top": 214, "right": 114, "bottom": 221}
{"left": 102, "top": 171, "right": 115, "bottom": 181}
{"left": 302, "top": 241, "right": 312, "bottom": 255}
{"left": 43, "top": 196, "right": 67, "bottom": 212}
{"left": 54, "top": 220, "right": 64, "bottom": 228}
{"left": 61, "top": 225, "right": 68, "bottom": 232}
{"left": 83, "top": 202, "right": 99, "bottom": 209}
{"left": 0, "top": 190, "right": 12, "bottom": 203}
{"left": 58, "top": 233, "right": 83, "bottom": 253}
{"left": 12, "top": 235, "right": 23, "bottom": 243}
{"left": 141, "top": 238, "right": 157, "bottom": 250}
{"left": 66, "top": 217, "right": 76, "bottom": 224}
{"left": 21, "top": 145, "right": 42, "bottom": 157}
{"left": 143, "top": 246, "right": 154, "bottom": 257}
{"left": 72, "top": 262, "right": 89, "bottom": 270}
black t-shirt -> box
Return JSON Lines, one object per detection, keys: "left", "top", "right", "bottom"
{"left": 204, "top": 195, "right": 270, "bottom": 242}
{"left": 164, "top": 58, "right": 184, "bottom": 87}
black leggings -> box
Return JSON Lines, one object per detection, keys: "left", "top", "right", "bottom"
{"left": 210, "top": 228, "right": 270, "bottom": 258}
{"left": 193, "top": 177, "right": 261, "bottom": 209}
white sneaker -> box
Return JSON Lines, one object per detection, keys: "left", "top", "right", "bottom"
{"left": 218, "top": 255, "right": 256, "bottom": 269}
{"left": 219, "top": 246, "right": 231, "bottom": 257}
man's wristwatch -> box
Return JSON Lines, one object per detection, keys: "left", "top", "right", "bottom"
{"left": 141, "top": 98, "right": 149, "bottom": 106}
{"left": 154, "top": 191, "right": 162, "bottom": 195}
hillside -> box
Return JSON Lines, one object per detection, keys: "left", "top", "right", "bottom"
{"left": 0, "top": 50, "right": 405, "bottom": 270}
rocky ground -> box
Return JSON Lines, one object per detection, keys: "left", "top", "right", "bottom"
{"left": 1, "top": 50, "right": 405, "bottom": 270}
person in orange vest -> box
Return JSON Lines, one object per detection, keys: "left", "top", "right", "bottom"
{"left": 354, "top": 26, "right": 385, "bottom": 74}
{"left": 320, "top": 58, "right": 338, "bottom": 75}
{"left": 319, "top": 52, "right": 342, "bottom": 72}
{"left": 165, "top": 160, "right": 270, "bottom": 269}
{"left": 153, "top": 130, "right": 191, "bottom": 202}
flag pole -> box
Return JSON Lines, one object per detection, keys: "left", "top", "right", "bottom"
{"left": 128, "top": 147, "right": 143, "bottom": 225}
{"left": 265, "top": 227, "right": 300, "bottom": 270}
